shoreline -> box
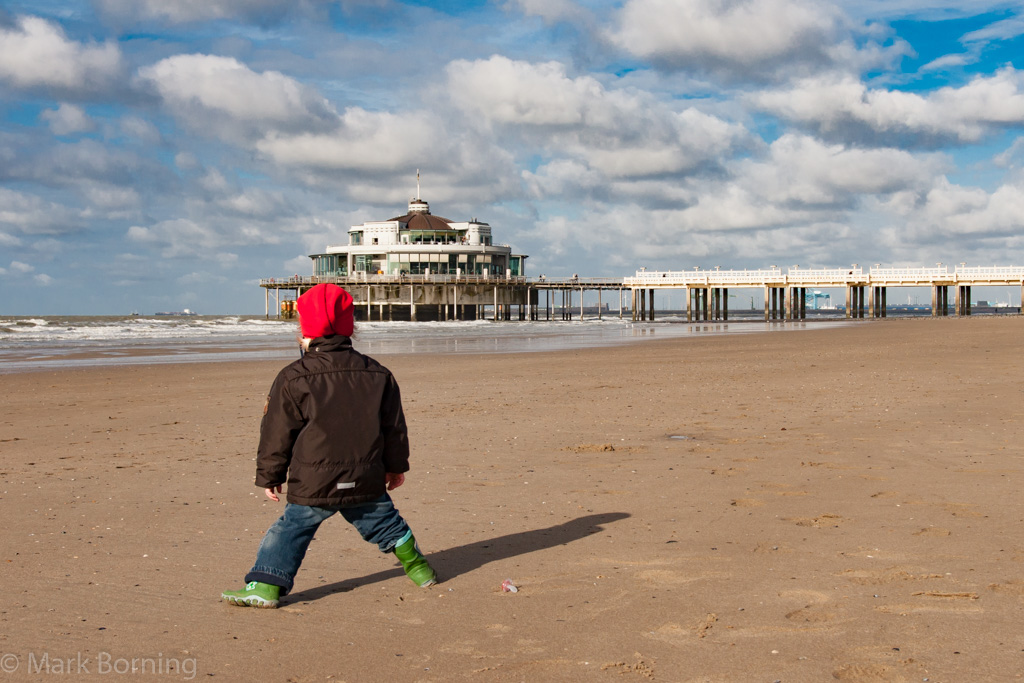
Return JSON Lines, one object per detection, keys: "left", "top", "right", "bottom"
{"left": 0, "top": 315, "right": 946, "bottom": 374}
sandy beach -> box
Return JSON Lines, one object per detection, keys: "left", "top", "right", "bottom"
{"left": 1, "top": 316, "right": 1022, "bottom": 681}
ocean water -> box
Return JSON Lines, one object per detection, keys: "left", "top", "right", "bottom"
{"left": 0, "top": 314, "right": 851, "bottom": 373}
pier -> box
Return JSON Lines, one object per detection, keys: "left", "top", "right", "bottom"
{"left": 261, "top": 265, "right": 1024, "bottom": 322}
{"left": 624, "top": 265, "right": 1024, "bottom": 321}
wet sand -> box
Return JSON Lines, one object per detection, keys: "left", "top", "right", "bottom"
{"left": 1, "top": 316, "right": 1022, "bottom": 681}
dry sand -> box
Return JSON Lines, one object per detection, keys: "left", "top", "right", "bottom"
{"left": 1, "top": 317, "right": 1023, "bottom": 682}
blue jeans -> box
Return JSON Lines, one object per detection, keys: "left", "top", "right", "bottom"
{"left": 244, "top": 493, "right": 411, "bottom": 594}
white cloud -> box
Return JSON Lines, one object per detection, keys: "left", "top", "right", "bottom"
{"left": 739, "top": 134, "right": 944, "bottom": 204}
{"left": 284, "top": 254, "right": 312, "bottom": 273}
{"left": 175, "top": 152, "right": 200, "bottom": 170}
{"left": 962, "top": 15, "right": 1024, "bottom": 45}
{"left": 5, "top": 140, "right": 157, "bottom": 217}
{"left": 608, "top": 0, "right": 845, "bottom": 77}
{"left": 836, "top": 1, "right": 1012, "bottom": 22}
{"left": 752, "top": 67, "right": 1024, "bottom": 145}
{"left": 920, "top": 53, "right": 975, "bottom": 72}
{"left": 97, "top": 0, "right": 294, "bottom": 23}
{"left": 83, "top": 185, "right": 141, "bottom": 210}
{"left": 127, "top": 219, "right": 223, "bottom": 258}
{"left": 256, "top": 108, "right": 439, "bottom": 171}
{"left": 0, "top": 188, "right": 81, "bottom": 235}
{"left": 448, "top": 56, "right": 748, "bottom": 183}
{"left": 41, "top": 104, "right": 96, "bottom": 135}
{"left": 94, "top": 0, "right": 383, "bottom": 25}
{"left": 31, "top": 238, "right": 63, "bottom": 253}
{"left": 177, "top": 270, "right": 228, "bottom": 285}
{"left": 126, "top": 211, "right": 300, "bottom": 260}
{"left": 994, "top": 137, "right": 1024, "bottom": 168}
{"left": 448, "top": 57, "right": 595, "bottom": 126}
{"left": 119, "top": 116, "right": 162, "bottom": 144}
{"left": 216, "top": 189, "right": 290, "bottom": 217}
{"left": 10, "top": 261, "right": 34, "bottom": 274}
{"left": 503, "top": 0, "right": 592, "bottom": 26}
{"left": 0, "top": 16, "right": 122, "bottom": 94}
{"left": 33, "top": 273, "right": 54, "bottom": 285}
{"left": 519, "top": 134, "right": 951, "bottom": 271}
{"left": 138, "top": 54, "right": 337, "bottom": 139}
{"left": 896, "top": 177, "right": 1024, "bottom": 241}
{"left": 200, "top": 170, "right": 231, "bottom": 194}
{"left": 672, "top": 135, "right": 943, "bottom": 233}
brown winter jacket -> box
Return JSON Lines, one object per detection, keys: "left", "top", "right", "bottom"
{"left": 255, "top": 336, "right": 410, "bottom": 506}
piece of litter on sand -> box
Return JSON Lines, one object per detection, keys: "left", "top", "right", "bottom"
{"left": 501, "top": 579, "right": 518, "bottom": 593}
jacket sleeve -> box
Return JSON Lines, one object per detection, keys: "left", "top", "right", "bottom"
{"left": 255, "top": 372, "right": 304, "bottom": 488}
{"left": 379, "top": 372, "right": 410, "bottom": 474}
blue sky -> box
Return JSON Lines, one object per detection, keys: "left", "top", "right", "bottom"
{"left": 1, "top": 0, "right": 1023, "bottom": 314}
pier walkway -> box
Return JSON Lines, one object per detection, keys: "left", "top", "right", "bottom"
{"left": 260, "top": 274, "right": 627, "bottom": 322}
{"left": 260, "top": 265, "right": 1024, "bottom": 322}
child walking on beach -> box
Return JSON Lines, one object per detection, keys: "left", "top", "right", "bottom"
{"left": 222, "top": 283, "right": 436, "bottom": 608}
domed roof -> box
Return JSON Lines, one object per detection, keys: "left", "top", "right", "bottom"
{"left": 389, "top": 198, "right": 455, "bottom": 232}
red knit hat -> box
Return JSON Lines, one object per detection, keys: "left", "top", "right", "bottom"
{"left": 296, "top": 284, "right": 354, "bottom": 338}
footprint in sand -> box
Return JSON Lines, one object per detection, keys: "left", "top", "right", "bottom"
{"left": 759, "top": 482, "right": 810, "bottom": 497}
{"left": 875, "top": 591, "right": 982, "bottom": 615}
{"left": 941, "top": 502, "right": 984, "bottom": 518}
{"left": 785, "top": 603, "right": 837, "bottom": 624}
{"left": 601, "top": 652, "right": 656, "bottom": 677}
{"left": 988, "top": 580, "right": 1024, "bottom": 596}
{"left": 780, "top": 589, "right": 842, "bottom": 625}
{"left": 867, "top": 590, "right": 981, "bottom": 617}
{"left": 832, "top": 646, "right": 929, "bottom": 681}
{"left": 786, "top": 513, "right": 844, "bottom": 528}
{"left": 647, "top": 614, "right": 717, "bottom": 643}
{"left": 636, "top": 569, "right": 708, "bottom": 585}
{"left": 837, "top": 566, "right": 944, "bottom": 585}
{"left": 833, "top": 663, "right": 900, "bottom": 681}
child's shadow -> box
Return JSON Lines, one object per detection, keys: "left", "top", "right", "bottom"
{"left": 283, "top": 511, "right": 630, "bottom": 605}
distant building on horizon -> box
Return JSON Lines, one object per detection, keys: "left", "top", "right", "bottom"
{"left": 309, "top": 194, "right": 527, "bottom": 279}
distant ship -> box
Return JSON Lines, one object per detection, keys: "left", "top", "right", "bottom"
{"left": 154, "top": 308, "right": 199, "bottom": 316}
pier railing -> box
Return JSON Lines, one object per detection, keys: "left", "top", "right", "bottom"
{"left": 261, "top": 274, "right": 626, "bottom": 289}
{"left": 952, "top": 266, "right": 1024, "bottom": 285}
{"left": 624, "top": 269, "right": 787, "bottom": 286}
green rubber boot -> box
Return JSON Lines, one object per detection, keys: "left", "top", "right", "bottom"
{"left": 394, "top": 535, "right": 437, "bottom": 587}
{"left": 221, "top": 581, "right": 281, "bottom": 608}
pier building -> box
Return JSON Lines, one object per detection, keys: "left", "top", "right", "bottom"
{"left": 266, "top": 194, "right": 530, "bottom": 322}
{"left": 309, "top": 196, "right": 527, "bottom": 280}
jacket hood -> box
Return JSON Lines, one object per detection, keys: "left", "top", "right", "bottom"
{"left": 297, "top": 283, "right": 354, "bottom": 338}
